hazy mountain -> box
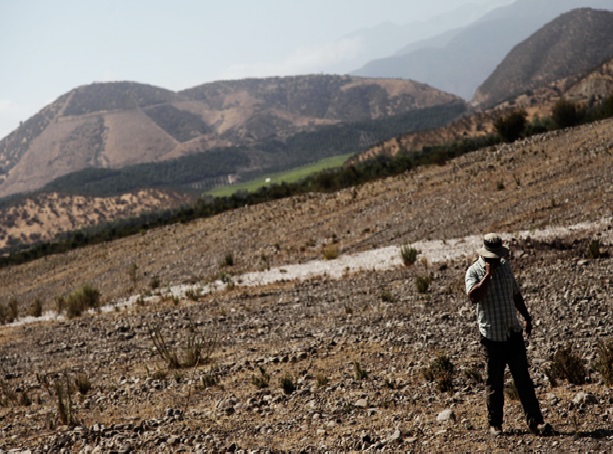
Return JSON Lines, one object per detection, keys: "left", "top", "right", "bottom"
{"left": 473, "top": 8, "right": 613, "bottom": 107}
{"left": 0, "top": 75, "right": 462, "bottom": 198}
{"left": 352, "top": 53, "right": 613, "bottom": 164}
{"left": 351, "top": 0, "right": 613, "bottom": 99}
{"left": 316, "top": 1, "right": 512, "bottom": 76}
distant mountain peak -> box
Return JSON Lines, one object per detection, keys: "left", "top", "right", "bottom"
{"left": 472, "top": 7, "right": 613, "bottom": 107}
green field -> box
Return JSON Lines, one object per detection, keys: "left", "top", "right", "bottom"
{"left": 205, "top": 153, "right": 354, "bottom": 197}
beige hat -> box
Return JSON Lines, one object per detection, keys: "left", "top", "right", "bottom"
{"left": 478, "top": 233, "right": 509, "bottom": 259}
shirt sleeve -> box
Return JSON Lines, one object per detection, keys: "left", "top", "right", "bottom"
{"left": 465, "top": 266, "right": 480, "bottom": 295}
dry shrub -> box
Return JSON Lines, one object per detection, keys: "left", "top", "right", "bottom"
{"left": 594, "top": 340, "right": 613, "bottom": 386}
{"left": 548, "top": 344, "right": 587, "bottom": 385}
{"left": 423, "top": 354, "right": 455, "bottom": 392}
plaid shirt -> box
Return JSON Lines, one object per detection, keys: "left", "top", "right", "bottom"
{"left": 465, "top": 257, "right": 523, "bottom": 341}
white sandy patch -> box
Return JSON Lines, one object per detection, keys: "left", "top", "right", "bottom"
{"left": 5, "top": 217, "right": 611, "bottom": 327}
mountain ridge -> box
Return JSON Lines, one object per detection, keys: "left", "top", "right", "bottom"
{"left": 0, "top": 75, "right": 461, "bottom": 199}
{"left": 473, "top": 7, "right": 613, "bottom": 107}
{"left": 352, "top": 0, "right": 613, "bottom": 99}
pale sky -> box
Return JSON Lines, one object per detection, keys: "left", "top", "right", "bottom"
{"left": 0, "top": 0, "right": 513, "bottom": 140}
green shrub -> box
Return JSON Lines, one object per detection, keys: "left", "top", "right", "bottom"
{"left": 7, "top": 298, "right": 19, "bottom": 322}
{"left": 200, "top": 368, "right": 221, "bottom": 389}
{"left": 28, "top": 299, "right": 43, "bottom": 318}
{"left": 128, "top": 262, "right": 139, "bottom": 286}
{"left": 280, "top": 374, "right": 296, "bottom": 395}
{"left": 315, "top": 373, "right": 329, "bottom": 388}
{"left": 380, "top": 289, "right": 395, "bottom": 302}
{"left": 150, "top": 325, "right": 214, "bottom": 370}
{"left": 65, "top": 285, "right": 100, "bottom": 318}
{"left": 552, "top": 98, "right": 584, "bottom": 129}
{"left": 416, "top": 275, "right": 431, "bottom": 294}
{"left": 423, "top": 354, "right": 455, "bottom": 392}
{"left": 322, "top": 244, "right": 339, "bottom": 260}
{"left": 252, "top": 366, "right": 270, "bottom": 389}
{"left": 549, "top": 344, "right": 587, "bottom": 385}
{"left": 400, "top": 244, "right": 419, "bottom": 266}
{"left": 494, "top": 109, "right": 527, "bottom": 142}
{"left": 149, "top": 275, "right": 160, "bottom": 290}
{"left": 587, "top": 239, "right": 601, "bottom": 259}
{"left": 353, "top": 362, "right": 368, "bottom": 380}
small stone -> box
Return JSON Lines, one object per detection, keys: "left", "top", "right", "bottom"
{"left": 355, "top": 398, "right": 368, "bottom": 408}
{"left": 388, "top": 429, "right": 402, "bottom": 442}
{"left": 573, "top": 392, "right": 598, "bottom": 405}
{"left": 437, "top": 409, "right": 456, "bottom": 422}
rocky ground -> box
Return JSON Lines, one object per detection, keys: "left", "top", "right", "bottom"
{"left": 0, "top": 120, "right": 612, "bottom": 451}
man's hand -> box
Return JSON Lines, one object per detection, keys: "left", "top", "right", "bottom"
{"left": 484, "top": 258, "right": 500, "bottom": 277}
{"left": 525, "top": 318, "right": 533, "bottom": 338}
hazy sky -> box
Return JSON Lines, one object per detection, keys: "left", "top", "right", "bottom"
{"left": 0, "top": 0, "right": 513, "bottom": 139}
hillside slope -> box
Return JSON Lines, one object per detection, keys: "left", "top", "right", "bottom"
{"left": 352, "top": 55, "right": 613, "bottom": 163}
{"left": 352, "top": 0, "right": 613, "bottom": 99}
{"left": 0, "top": 119, "right": 611, "bottom": 451}
{"left": 473, "top": 8, "right": 613, "bottom": 107}
{"left": 0, "top": 76, "right": 461, "bottom": 198}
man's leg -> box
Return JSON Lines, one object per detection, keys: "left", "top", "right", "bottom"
{"left": 508, "top": 332, "right": 544, "bottom": 427}
{"left": 481, "top": 336, "right": 506, "bottom": 428}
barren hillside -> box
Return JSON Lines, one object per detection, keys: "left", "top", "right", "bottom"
{"left": 0, "top": 120, "right": 611, "bottom": 450}
{"left": 0, "top": 76, "right": 461, "bottom": 198}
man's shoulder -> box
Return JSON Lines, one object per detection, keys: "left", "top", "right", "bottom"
{"left": 465, "top": 258, "right": 483, "bottom": 278}
{"left": 466, "top": 258, "right": 482, "bottom": 272}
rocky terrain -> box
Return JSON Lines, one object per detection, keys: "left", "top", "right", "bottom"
{"left": 0, "top": 189, "right": 190, "bottom": 251}
{"left": 0, "top": 119, "right": 611, "bottom": 451}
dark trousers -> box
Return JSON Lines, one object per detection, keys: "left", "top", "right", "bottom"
{"left": 480, "top": 332, "right": 543, "bottom": 427}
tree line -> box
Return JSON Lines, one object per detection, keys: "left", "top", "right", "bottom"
{"left": 1, "top": 96, "right": 612, "bottom": 266}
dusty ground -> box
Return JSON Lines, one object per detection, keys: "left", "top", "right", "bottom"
{"left": 0, "top": 120, "right": 611, "bottom": 451}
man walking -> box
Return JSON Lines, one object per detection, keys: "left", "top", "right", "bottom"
{"left": 465, "top": 233, "right": 551, "bottom": 436}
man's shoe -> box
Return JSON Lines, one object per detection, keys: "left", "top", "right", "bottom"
{"left": 489, "top": 426, "right": 502, "bottom": 436}
{"left": 529, "top": 422, "right": 553, "bottom": 436}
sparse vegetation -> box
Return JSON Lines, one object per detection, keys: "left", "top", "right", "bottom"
{"left": 400, "top": 244, "right": 419, "bottom": 266}
{"left": 252, "top": 366, "right": 271, "bottom": 389}
{"left": 149, "top": 275, "right": 160, "bottom": 290}
{"left": 494, "top": 109, "right": 527, "bottom": 142}
{"left": 416, "top": 275, "right": 431, "bottom": 294}
{"left": 65, "top": 284, "right": 100, "bottom": 318}
{"left": 594, "top": 339, "right": 613, "bottom": 386}
{"left": 74, "top": 373, "right": 92, "bottom": 395}
{"left": 548, "top": 344, "right": 587, "bottom": 385}
{"left": 7, "top": 297, "right": 19, "bottom": 322}
{"left": 353, "top": 362, "right": 368, "bottom": 380}
{"left": 150, "top": 325, "right": 214, "bottom": 370}
{"left": 28, "top": 299, "right": 43, "bottom": 317}
{"left": 316, "top": 373, "right": 329, "bottom": 388}
{"left": 200, "top": 367, "right": 222, "bottom": 389}
{"left": 38, "top": 373, "right": 79, "bottom": 427}
{"left": 280, "top": 374, "right": 296, "bottom": 394}
{"left": 322, "top": 244, "right": 339, "bottom": 260}
{"left": 587, "top": 239, "right": 601, "bottom": 259}
{"left": 423, "top": 354, "right": 455, "bottom": 392}
{"left": 128, "top": 262, "right": 139, "bottom": 286}
{"left": 552, "top": 98, "right": 585, "bottom": 129}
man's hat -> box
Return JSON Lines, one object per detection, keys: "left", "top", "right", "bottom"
{"left": 478, "top": 233, "right": 509, "bottom": 259}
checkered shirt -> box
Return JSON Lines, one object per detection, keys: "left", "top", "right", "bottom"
{"left": 465, "top": 257, "right": 523, "bottom": 341}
